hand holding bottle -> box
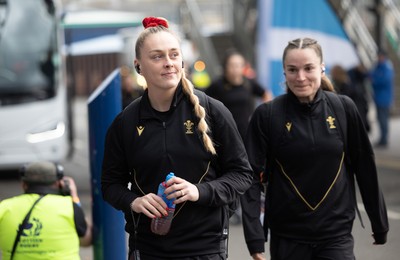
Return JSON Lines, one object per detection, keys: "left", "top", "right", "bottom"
{"left": 129, "top": 174, "right": 200, "bottom": 219}
{"left": 130, "top": 193, "right": 168, "bottom": 218}
{"left": 164, "top": 176, "right": 199, "bottom": 203}
{"left": 151, "top": 173, "right": 176, "bottom": 235}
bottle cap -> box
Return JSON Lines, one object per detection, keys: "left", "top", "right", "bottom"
{"left": 166, "top": 172, "right": 175, "bottom": 182}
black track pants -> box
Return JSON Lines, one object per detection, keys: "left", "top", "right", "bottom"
{"left": 270, "top": 233, "right": 355, "bottom": 260}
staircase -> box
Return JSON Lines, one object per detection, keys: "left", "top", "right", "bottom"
{"left": 328, "top": 0, "right": 400, "bottom": 115}
{"left": 180, "top": 0, "right": 255, "bottom": 79}
{"left": 327, "top": 0, "right": 378, "bottom": 69}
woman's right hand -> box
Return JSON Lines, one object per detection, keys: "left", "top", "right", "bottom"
{"left": 130, "top": 194, "right": 168, "bottom": 219}
{"left": 252, "top": 252, "right": 266, "bottom": 260}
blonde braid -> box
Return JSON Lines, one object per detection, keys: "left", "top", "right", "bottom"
{"left": 181, "top": 72, "right": 216, "bottom": 155}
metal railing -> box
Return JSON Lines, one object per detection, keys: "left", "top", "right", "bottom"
{"left": 383, "top": 0, "right": 400, "bottom": 57}
{"left": 181, "top": 0, "right": 234, "bottom": 79}
{"left": 330, "top": 0, "right": 400, "bottom": 67}
{"left": 181, "top": 0, "right": 258, "bottom": 78}
{"left": 329, "top": 0, "right": 378, "bottom": 69}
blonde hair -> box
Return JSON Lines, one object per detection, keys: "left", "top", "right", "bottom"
{"left": 181, "top": 74, "right": 216, "bottom": 155}
{"left": 283, "top": 37, "right": 335, "bottom": 92}
{"left": 135, "top": 25, "right": 216, "bottom": 155}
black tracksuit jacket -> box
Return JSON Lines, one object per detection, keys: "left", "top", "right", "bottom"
{"left": 205, "top": 77, "right": 266, "bottom": 139}
{"left": 242, "top": 89, "right": 389, "bottom": 255}
{"left": 101, "top": 84, "right": 253, "bottom": 258}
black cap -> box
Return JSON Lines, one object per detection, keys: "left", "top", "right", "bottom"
{"left": 21, "top": 162, "right": 60, "bottom": 184}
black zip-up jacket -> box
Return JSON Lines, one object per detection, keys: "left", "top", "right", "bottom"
{"left": 205, "top": 77, "right": 266, "bottom": 139}
{"left": 242, "top": 89, "right": 389, "bottom": 255}
{"left": 101, "top": 84, "right": 253, "bottom": 258}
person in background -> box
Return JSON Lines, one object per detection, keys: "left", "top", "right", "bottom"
{"left": 331, "top": 63, "right": 372, "bottom": 133}
{"left": 330, "top": 64, "right": 353, "bottom": 97}
{"left": 369, "top": 49, "right": 394, "bottom": 147}
{"left": 330, "top": 64, "right": 371, "bottom": 132}
{"left": 121, "top": 66, "right": 144, "bottom": 109}
{"left": 241, "top": 37, "right": 388, "bottom": 260}
{"left": 101, "top": 17, "right": 253, "bottom": 260}
{"left": 205, "top": 49, "right": 272, "bottom": 225}
{"left": 205, "top": 49, "right": 272, "bottom": 140}
{"left": 347, "top": 63, "right": 371, "bottom": 132}
{"left": 0, "top": 161, "right": 92, "bottom": 260}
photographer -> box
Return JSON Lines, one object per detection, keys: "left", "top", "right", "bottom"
{"left": 0, "top": 161, "right": 92, "bottom": 260}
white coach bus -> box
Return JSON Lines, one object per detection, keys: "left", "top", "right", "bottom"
{"left": 0, "top": 0, "right": 72, "bottom": 170}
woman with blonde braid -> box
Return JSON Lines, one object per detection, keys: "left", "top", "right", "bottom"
{"left": 101, "top": 17, "right": 253, "bottom": 260}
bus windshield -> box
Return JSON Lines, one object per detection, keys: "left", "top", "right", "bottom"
{"left": 0, "top": 0, "right": 58, "bottom": 105}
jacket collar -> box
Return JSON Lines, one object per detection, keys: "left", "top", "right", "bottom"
{"left": 288, "top": 88, "right": 323, "bottom": 107}
{"left": 139, "top": 81, "right": 185, "bottom": 120}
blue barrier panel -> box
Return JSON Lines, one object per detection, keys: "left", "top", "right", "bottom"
{"left": 88, "top": 69, "right": 126, "bottom": 260}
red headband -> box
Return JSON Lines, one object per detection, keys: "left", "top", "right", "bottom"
{"left": 142, "top": 17, "right": 169, "bottom": 29}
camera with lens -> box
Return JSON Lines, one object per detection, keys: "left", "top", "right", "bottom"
{"left": 60, "top": 179, "right": 71, "bottom": 196}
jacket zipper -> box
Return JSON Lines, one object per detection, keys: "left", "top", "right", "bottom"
{"left": 308, "top": 106, "right": 316, "bottom": 146}
{"left": 163, "top": 121, "right": 167, "bottom": 152}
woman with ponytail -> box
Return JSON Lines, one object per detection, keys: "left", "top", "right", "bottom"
{"left": 101, "top": 17, "right": 253, "bottom": 260}
{"left": 241, "top": 38, "right": 388, "bottom": 260}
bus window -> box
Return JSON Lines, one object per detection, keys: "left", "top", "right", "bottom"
{"left": 0, "top": 0, "right": 57, "bottom": 105}
{"left": 0, "top": 0, "right": 71, "bottom": 170}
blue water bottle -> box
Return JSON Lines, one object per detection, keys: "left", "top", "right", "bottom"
{"left": 151, "top": 172, "right": 176, "bottom": 235}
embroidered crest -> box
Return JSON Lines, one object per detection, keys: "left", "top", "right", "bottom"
{"left": 136, "top": 126, "right": 144, "bottom": 136}
{"left": 326, "top": 116, "right": 336, "bottom": 129}
{"left": 184, "top": 120, "right": 194, "bottom": 134}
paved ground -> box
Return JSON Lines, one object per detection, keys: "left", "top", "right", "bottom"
{"left": 367, "top": 105, "right": 400, "bottom": 169}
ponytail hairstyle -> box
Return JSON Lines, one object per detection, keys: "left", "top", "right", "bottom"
{"left": 135, "top": 17, "right": 216, "bottom": 155}
{"left": 282, "top": 37, "right": 335, "bottom": 92}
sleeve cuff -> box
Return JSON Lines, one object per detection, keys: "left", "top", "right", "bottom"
{"left": 195, "top": 183, "right": 211, "bottom": 205}
{"left": 373, "top": 231, "right": 387, "bottom": 244}
{"left": 247, "top": 239, "right": 266, "bottom": 256}
{"left": 72, "top": 196, "right": 81, "bottom": 206}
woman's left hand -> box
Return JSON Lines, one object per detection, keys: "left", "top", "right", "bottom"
{"left": 164, "top": 176, "right": 199, "bottom": 204}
